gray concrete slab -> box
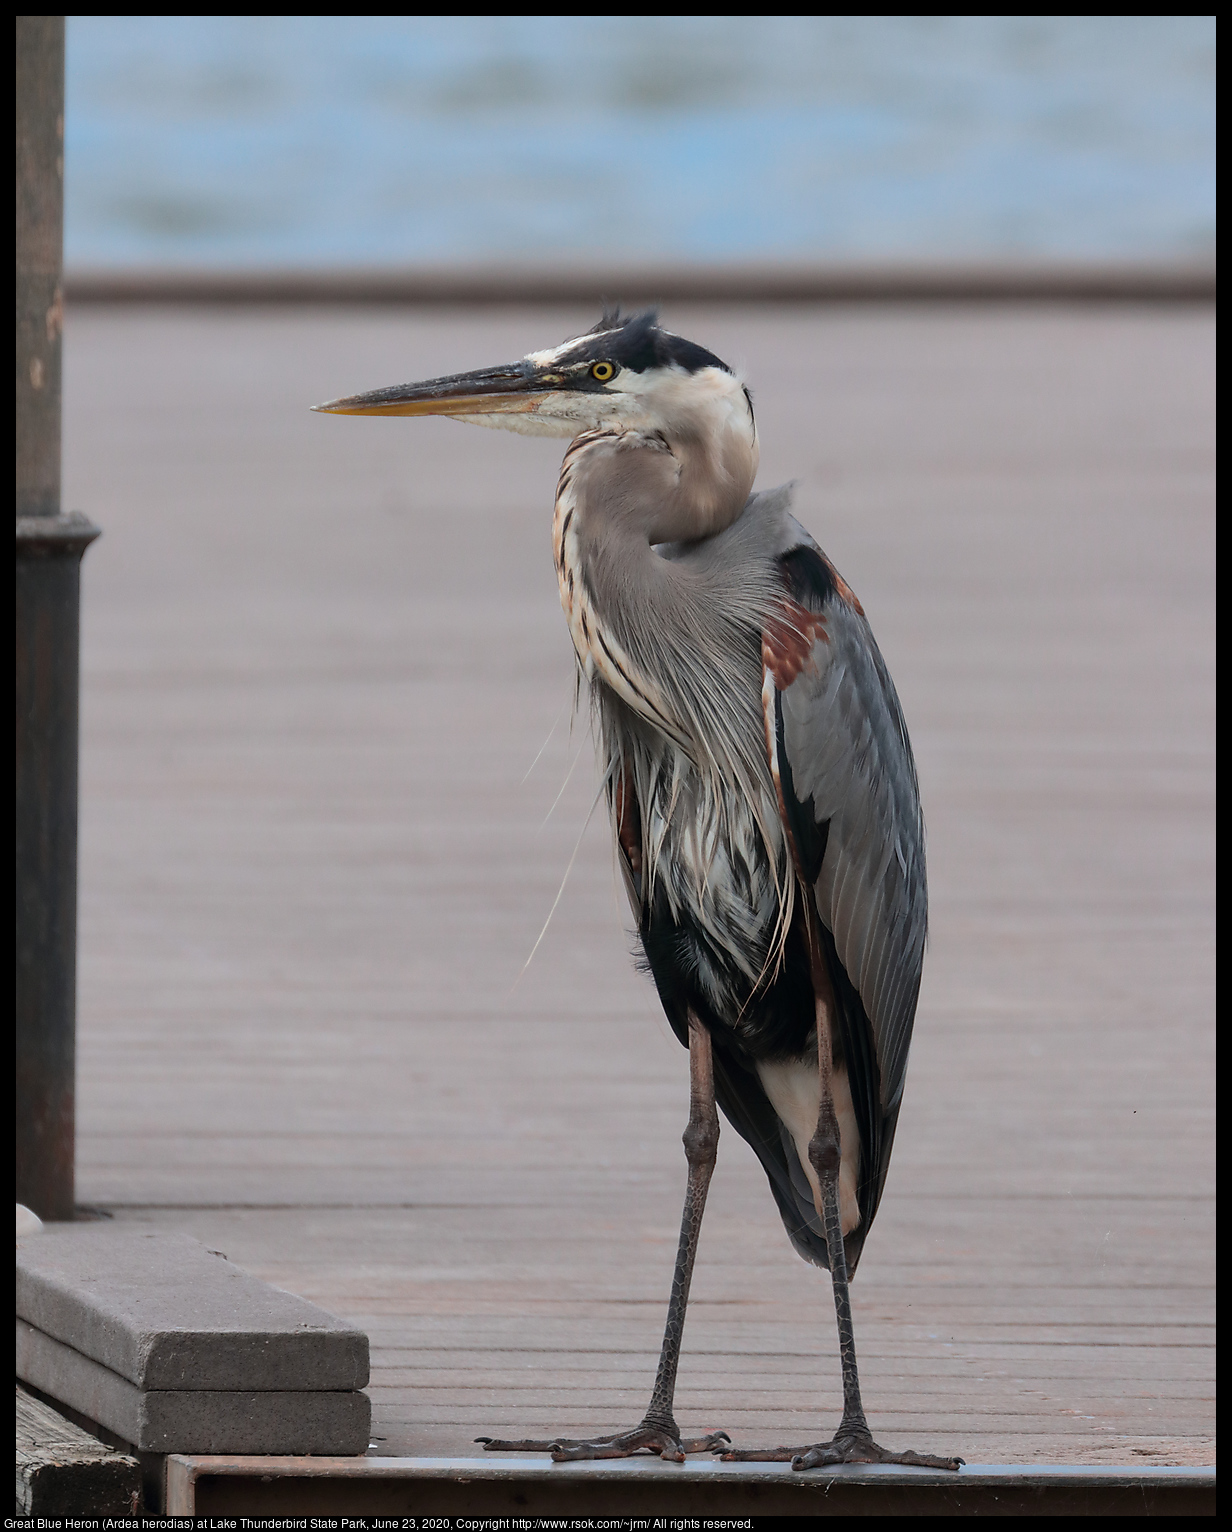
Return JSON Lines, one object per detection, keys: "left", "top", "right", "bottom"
{"left": 17, "top": 1320, "right": 371, "bottom": 1455}
{"left": 15, "top": 1225, "right": 368, "bottom": 1390}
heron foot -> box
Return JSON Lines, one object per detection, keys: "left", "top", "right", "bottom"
{"left": 720, "top": 1428, "right": 962, "bottom": 1472}
{"left": 477, "top": 1426, "right": 730, "bottom": 1463}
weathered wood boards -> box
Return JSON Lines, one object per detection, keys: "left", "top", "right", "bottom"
{"left": 16, "top": 1383, "right": 140, "bottom": 1516}
{"left": 64, "top": 304, "right": 1214, "bottom": 1465}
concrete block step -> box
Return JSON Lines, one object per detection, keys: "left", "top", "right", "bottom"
{"left": 16, "top": 1225, "right": 371, "bottom": 1457}
{"left": 17, "top": 1320, "right": 371, "bottom": 1454}
{"left": 15, "top": 1224, "right": 368, "bottom": 1390}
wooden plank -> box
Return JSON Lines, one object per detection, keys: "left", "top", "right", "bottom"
{"left": 64, "top": 304, "right": 1214, "bottom": 1467}
{"left": 16, "top": 1383, "right": 142, "bottom": 1516}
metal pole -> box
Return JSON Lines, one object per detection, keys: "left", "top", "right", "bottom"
{"left": 16, "top": 15, "right": 99, "bottom": 1220}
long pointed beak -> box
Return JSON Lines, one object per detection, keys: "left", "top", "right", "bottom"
{"left": 312, "top": 360, "right": 545, "bottom": 418}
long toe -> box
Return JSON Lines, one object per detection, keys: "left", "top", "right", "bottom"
{"left": 478, "top": 1431, "right": 637, "bottom": 1454}
{"left": 481, "top": 1422, "right": 731, "bottom": 1462}
{"left": 551, "top": 1426, "right": 680, "bottom": 1462}
{"left": 718, "top": 1446, "right": 797, "bottom": 1462}
{"left": 791, "top": 1442, "right": 860, "bottom": 1470}
{"left": 680, "top": 1431, "right": 730, "bottom": 1453}
{"left": 477, "top": 1436, "right": 582, "bottom": 1452}
{"left": 786, "top": 1435, "right": 964, "bottom": 1472}
{"left": 885, "top": 1449, "right": 966, "bottom": 1471}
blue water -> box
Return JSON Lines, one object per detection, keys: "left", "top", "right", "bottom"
{"left": 65, "top": 16, "right": 1216, "bottom": 270}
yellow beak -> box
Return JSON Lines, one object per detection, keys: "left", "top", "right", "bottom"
{"left": 312, "top": 360, "right": 546, "bottom": 418}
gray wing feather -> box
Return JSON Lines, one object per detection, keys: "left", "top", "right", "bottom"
{"left": 777, "top": 594, "right": 926, "bottom": 1117}
{"left": 725, "top": 485, "right": 926, "bottom": 1114}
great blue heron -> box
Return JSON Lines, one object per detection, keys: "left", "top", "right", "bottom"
{"left": 315, "top": 310, "right": 960, "bottom": 1472}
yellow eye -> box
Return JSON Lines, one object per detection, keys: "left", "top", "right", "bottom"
{"left": 591, "top": 361, "right": 615, "bottom": 382}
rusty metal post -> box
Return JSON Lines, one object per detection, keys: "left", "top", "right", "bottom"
{"left": 17, "top": 15, "right": 100, "bottom": 1220}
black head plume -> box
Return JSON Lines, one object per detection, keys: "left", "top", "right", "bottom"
{"left": 565, "top": 309, "right": 733, "bottom": 377}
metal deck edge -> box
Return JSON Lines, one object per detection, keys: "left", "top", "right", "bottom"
{"left": 166, "top": 1454, "right": 1216, "bottom": 1514}
{"left": 171, "top": 1455, "right": 1216, "bottom": 1482}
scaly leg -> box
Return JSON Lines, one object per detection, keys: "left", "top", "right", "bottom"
{"left": 478, "top": 1010, "right": 730, "bottom": 1463}
{"left": 722, "top": 913, "right": 961, "bottom": 1472}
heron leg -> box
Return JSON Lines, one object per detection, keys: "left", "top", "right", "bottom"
{"left": 719, "top": 1172, "right": 959, "bottom": 1470}
{"left": 721, "top": 921, "right": 962, "bottom": 1472}
{"left": 478, "top": 1010, "right": 729, "bottom": 1462}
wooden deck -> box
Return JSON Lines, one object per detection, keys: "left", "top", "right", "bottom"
{"left": 64, "top": 302, "right": 1214, "bottom": 1467}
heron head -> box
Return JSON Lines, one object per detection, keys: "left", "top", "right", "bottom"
{"left": 312, "top": 309, "right": 757, "bottom": 453}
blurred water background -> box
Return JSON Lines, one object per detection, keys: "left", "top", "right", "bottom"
{"left": 66, "top": 16, "right": 1215, "bottom": 271}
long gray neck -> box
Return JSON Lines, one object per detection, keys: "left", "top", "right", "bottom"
{"left": 561, "top": 426, "right": 776, "bottom": 776}
{"left": 566, "top": 411, "right": 756, "bottom": 582}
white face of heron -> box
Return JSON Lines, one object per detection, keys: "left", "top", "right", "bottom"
{"left": 465, "top": 338, "right": 758, "bottom": 458}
